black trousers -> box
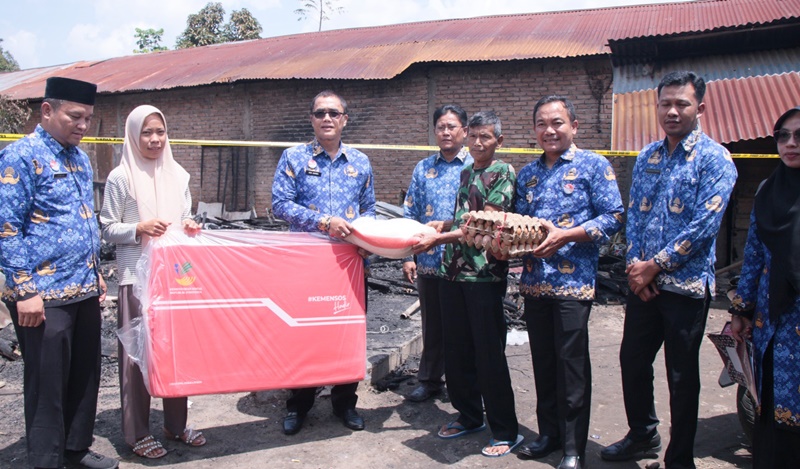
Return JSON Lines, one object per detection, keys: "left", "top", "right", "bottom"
{"left": 753, "top": 340, "right": 800, "bottom": 469}
{"left": 8, "top": 297, "right": 102, "bottom": 469}
{"left": 286, "top": 382, "right": 359, "bottom": 415}
{"left": 620, "top": 290, "right": 710, "bottom": 469}
{"left": 439, "top": 279, "right": 518, "bottom": 442}
{"left": 524, "top": 298, "right": 592, "bottom": 459}
{"left": 416, "top": 276, "right": 445, "bottom": 385}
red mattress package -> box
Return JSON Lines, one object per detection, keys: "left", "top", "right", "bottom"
{"left": 124, "top": 229, "right": 366, "bottom": 398}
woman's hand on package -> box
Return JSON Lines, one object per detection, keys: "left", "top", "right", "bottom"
{"left": 137, "top": 218, "right": 171, "bottom": 238}
{"left": 183, "top": 218, "right": 202, "bottom": 236}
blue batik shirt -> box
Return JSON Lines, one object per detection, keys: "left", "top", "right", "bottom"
{"left": 730, "top": 210, "right": 800, "bottom": 431}
{"left": 403, "top": 147, "right": 472, "bottom": 277}
{"left": 0, "top": 125, "right": 101, "bottom": 305}
{"left": 515, "top": 145, "right": 624, "bottom": 300}
{"left": 272, "top": 138, "right": 376, "bottom": 232}
{"left": 626, "top": 126, "right": 737, "bottom": 298}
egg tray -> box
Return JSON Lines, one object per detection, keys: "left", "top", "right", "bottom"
{"left": 460, "top": 210, "right": 547, "bottom": 257}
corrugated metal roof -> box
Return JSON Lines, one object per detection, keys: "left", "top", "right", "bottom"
{"left": 611, "top": 72, "right": 800, "bottom": 150}
{"left": 0, "top": 0, "right": 798, "bottom": 99}
{"left": 613, "top": 47, "right": 800, "bottom": 94}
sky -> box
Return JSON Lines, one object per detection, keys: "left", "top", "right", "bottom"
{"left": 2, "top": 0, "right": 692, "bottom": 70}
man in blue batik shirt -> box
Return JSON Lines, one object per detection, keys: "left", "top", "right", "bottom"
{"left": 402, "top": 104, "right": 472, "bottom": 403}
{"left": 515, "top": 96, "right": 623, "bottom": 469}
{"left": 0, "top": 77, "right": 117, "bottom": 469}
{"left": 601, "top": 72, "right": 737, "bottom": 469}
{"left": 272, "top": 90, "right": 374, "bottom": 436}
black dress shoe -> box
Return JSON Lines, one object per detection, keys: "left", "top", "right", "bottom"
{"left": 600, "top": 432, "right": 661, "bottom": 461}
{"left": 557, "top": 455, "right": 582, "bottom": 469}
{"left": 282, "top": 411, "right": 305, "bottom": 435}
{"left": 334, "top": 408, "right": 365, "bottom": 431}
{"left": 406, "top": 384, "right": 442, "bottom": 402}
{"left": 64, "top": 449, "right": 119, "bottom": 469}
{"left": 518, "top": 434, "right": 561, "bottom": 459}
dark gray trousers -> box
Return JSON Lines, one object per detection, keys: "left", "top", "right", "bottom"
{"left": 415, "top": 276, "right": 445, "bottom": 385}
{"left": 439, "top": 279, "right": 518, "bottom": 442}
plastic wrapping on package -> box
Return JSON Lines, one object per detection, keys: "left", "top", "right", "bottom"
{"left": 344, "top": 217, "right": 435, "bottom": 259}
{"left": 120, "top": 228, "right": 366, "bottom": 398}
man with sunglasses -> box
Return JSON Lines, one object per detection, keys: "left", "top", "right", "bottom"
{"left": 601, "top": 71, "right": 737, "bottom": 469}
{"left": 272, "top": 90, "right": 375, "bottom": 435}
{"left": 401, "top": 104, "right": 472, "bottom": 403}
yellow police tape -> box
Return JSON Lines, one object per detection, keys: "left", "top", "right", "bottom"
{"left": 0, "top": 133, "right": 779, "bottom": 159}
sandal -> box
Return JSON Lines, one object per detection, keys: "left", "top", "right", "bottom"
{"left": 481, "top": 434, "right": 524, "bottom": 457}
{"left": 437, "top": 421, "right": 487, "bottom": 439}
{"left": 132, "top": 435, "right": 167, "bottom": 459}
{"left": 164, "top": 427, "right": 207, "bottom": 447}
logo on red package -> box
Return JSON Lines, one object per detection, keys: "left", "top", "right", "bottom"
{"left": 174, "top": 261, "right": 196, "bottom": 286}
{"left": 308, "top": 294, "right": 351, "bottom": 315}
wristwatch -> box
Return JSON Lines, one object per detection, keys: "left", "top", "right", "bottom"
{"left": 318, "top": 215, "right": 332, "bottom": 233}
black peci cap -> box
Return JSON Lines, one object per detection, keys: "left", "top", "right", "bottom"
{"left": 44, "top": 77, "right": 97, "bottom": 106}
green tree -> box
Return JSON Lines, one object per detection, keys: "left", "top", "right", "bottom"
{"left": 295, "top": 0, "right": 344, "bottom": 32}
{"left": 176, "top": 2, "right": 262, "bottom": 49}
{"left": 224, "top": 8, "right": 263, "bottom": 42}
{"left": 134, "top": 28, "right": 168, "bottom": 54}
{"left": 0, "top": 40, "right": 28, "bottom": 134}
{"left": 0, "top": 39, "right": 20, "bottom": 72}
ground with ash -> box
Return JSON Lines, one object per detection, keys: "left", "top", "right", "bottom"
{"left": 0, "top": 246, "right": 747, "bottom": 469}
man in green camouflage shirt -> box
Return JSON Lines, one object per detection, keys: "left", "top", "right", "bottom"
{"left": 412, "top": 111, "right": 521, "bottom": 457}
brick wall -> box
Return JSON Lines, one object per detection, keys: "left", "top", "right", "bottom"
{"left": 19, "top": 55, "right": 773, "bottom": 269}
{"left": 24, "top": 56, "right": 617, "bottom": 216}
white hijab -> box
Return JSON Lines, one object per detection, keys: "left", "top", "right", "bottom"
{"left": 121, "top": 105, "right": 190, "bottom": 226}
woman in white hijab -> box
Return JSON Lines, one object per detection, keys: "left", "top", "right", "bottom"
{"left": 100, "top": 105, "right": 204, "bottom": 459}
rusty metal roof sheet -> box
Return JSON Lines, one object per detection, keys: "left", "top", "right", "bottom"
{"left": 613, "top": 47, "right": 800, "bottom": 94}
{"left": 611, "top": 72, "right": 800, "bottom": 150}
{"left": 1, "top": 0, "right": 798, "bottom": 100}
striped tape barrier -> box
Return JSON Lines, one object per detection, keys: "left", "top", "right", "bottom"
{"left": 0, "top": 133, "right": 779, "bottom": 159}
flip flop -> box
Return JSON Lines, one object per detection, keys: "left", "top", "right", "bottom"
{"left": 481, "top": 434, "right": 524, "bottom": 457}
{"left": 437, "top": 421, "right": 487, "bottom": 439}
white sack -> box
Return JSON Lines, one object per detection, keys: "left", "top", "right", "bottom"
{"left": 345, "top": 217, "right": 436, "bottom": 259}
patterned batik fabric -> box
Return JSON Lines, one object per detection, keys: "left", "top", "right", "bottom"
{"left": 0, "top": 125, "right": 101, "bottom": 303}
{"left": 626, "top": 126, "right": 737, "bottom": 298}
{"left": 730, "top": 209, "right": 800, "bottom": 432}
{"left": 515, "top": 145, "right": 624, "bottom": 300}
{"left": 272, "top": 139, "right": 376, "bottom": 232}
{"left": 440, "top": 159, "right": 516, "bottom": 283}
{"left": 403, "top": 147, "right": 473, "bottom": 277}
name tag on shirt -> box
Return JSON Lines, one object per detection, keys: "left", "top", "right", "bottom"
{"left": 645, "top": 168, "right": 661, "bottom": 174}
{"left": 53, "top": 172, "right": 68, "bottom": 179}
{"left": 304, "top": 168, "right": 321, "bottom": 176}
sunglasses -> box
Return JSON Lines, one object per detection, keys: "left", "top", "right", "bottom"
{"left": 775, "top": 128, "right": 800, "bottom": 144}
{"left": 312, "top": 109, "right": 345, "bottom": 120}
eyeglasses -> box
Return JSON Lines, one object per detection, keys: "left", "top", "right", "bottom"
{"left": 312, "top": 109, "right": 345, "bottom": 120}
{"left": 775, "top": 128, "right": 800, "bottom": 144}
{"left": 435, "top": 124, "right": 463, "bottom": 134}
